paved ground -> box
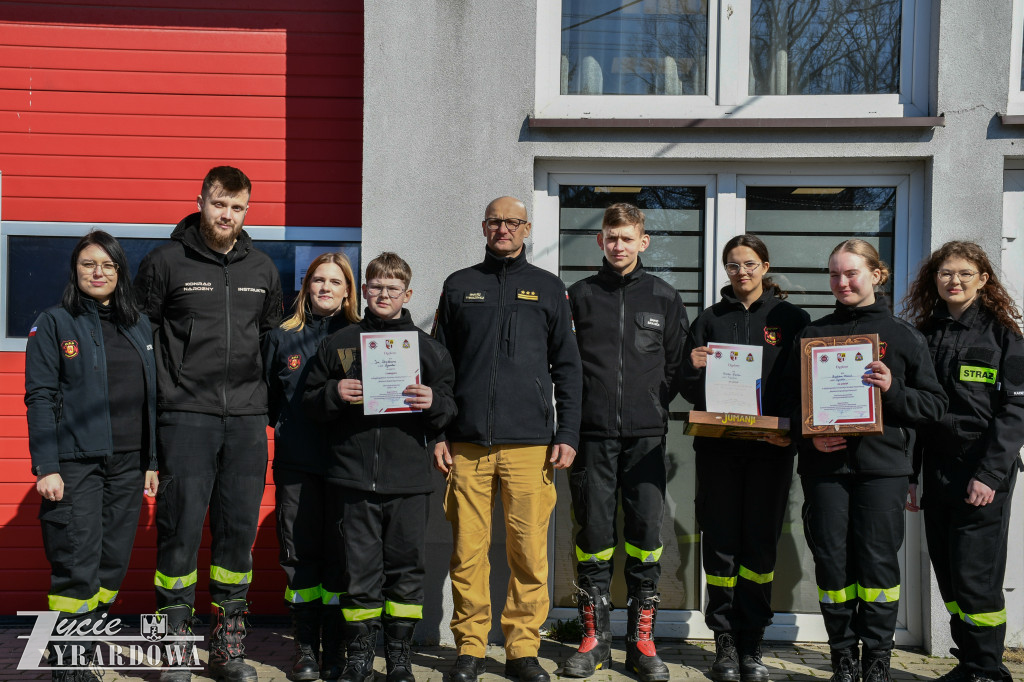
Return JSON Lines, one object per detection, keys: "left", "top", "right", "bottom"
{"left": 1, "top": 623, "right": 1021, "bottom": 681}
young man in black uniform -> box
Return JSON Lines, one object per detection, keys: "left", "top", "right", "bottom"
{"left": 135, "top": 166, "right": 283, "bottom": 682}
{"left": 303, "top": 252, "right": 456, "bottom": 682}
{"left": 560, "top": 203, "right": 687, "bottom": 682}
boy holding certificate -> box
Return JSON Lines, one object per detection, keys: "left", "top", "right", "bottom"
{"left": 562, "top": 203, "right": 689, "bottom": 681}
{"left": 302, "top": 252, "right": 457, "bottom": 682}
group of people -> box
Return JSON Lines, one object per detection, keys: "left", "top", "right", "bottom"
{"left": 23, "top": 167, "right": 1023, "bottom": 682}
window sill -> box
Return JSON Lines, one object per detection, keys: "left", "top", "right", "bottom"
{"left": 528, "top": 116, "right": 945, "bottom": 129}
{"left": 999, "top": 114, "right": 1024, "bottom": 125}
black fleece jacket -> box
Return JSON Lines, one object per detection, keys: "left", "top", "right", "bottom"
{"left": 433, "top": 249, "right": 582, "bottom": 449}
{"left": 263, "top": 311, "right": 352, "bottom": 473}
{"left": 302, "top": 309, "right": 456, "bottom": 494}
{"left": 680, "top": 286, "right": 809, "bottom": 456}
{"left": 794, "top": 297, "right": 947, "bottom": 478}
{"left": 568, "top": 258, "right": 688, "bottom": 438}
{"left": 134, "top": 213, "right": 283, "bottom": 416}
{"left": 25, "top": 300, "right": 157, "bottom": 476}
{"left": 915, "top": 301, "right": 1024, "bottom": 492}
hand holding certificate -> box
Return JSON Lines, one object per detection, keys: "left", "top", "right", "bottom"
{"left": 360, "top": 331, "right": 423, "bottom": 415}
{"left": 800, "top": 334, "right": 884, "bottom": 436}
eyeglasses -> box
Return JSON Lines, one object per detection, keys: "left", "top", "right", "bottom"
{"left": 365, "top": 284, "right": 406, "bottom": 299}
{"left": 77, "top": 260, "right": 118, "bottom": 276}
{"left": 936, "top": 270, "right": 978, "bottom": 283}
{"left": 484, "top": 217, "right": 528, "bottom": 232}
{"left": 725, "top": 261, "right": 763, "bottom": 275}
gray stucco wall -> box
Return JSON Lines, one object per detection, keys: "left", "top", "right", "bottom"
{"left": 364, "top": 0, "right": 1024, "bottom": 653}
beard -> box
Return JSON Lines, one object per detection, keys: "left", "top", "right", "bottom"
{"left": 200, "top": 215, "right": 243, "bottom": 251}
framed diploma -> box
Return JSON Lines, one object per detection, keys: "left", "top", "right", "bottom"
{"left": 360, "top": 331, "right": 421, "bottom": 415}
{"left": 685, "top": 342, "right": 790, "bottom": 439}
{"left": 800, "top": 334, "right": 883, "bottom": 436}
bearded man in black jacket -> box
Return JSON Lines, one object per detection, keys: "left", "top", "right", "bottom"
{"left": 135, "top": 166, "right": 283, "bottom": 682}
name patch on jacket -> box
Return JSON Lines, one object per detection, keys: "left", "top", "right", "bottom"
{"left": 183, "top": 281, "right": 214, "bottom": 292}
{"left": 517, "top": 289, "right": 539, "bottom": 301}
{"left": 638, "top": 313, "right": 664, "bottom": 330}
{"left": 463, "top": 292, "right": 486, "bottom": 302}
{"left": 237, "top": 287, "right": 266, "bottom": 294}
{"left": 959, "top": 365, "right": 997, "bottom": 384}
{"left": 287, "top": 354, "right": 301, "bottom": 371}
{"left": 61, "top": 340, "right": 79, "bottom": 358}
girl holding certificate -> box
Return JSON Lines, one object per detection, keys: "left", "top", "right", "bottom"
{"left": 263, "top": 252, "right": 360, "bottom": 680}
{"left": 797, "top": 239, "right": 946, "bottom": 682}
{"left": 904, "top": 241, "right": 1024, "bottom": 682}
{"left": 681, "top": 234, "right": 809, "bottom": 682}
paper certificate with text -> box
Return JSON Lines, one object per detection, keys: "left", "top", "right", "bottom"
{"left": 705, "top": 343, "right": 763, "bottom": 416}
{"left": 360, "top": 331, "right": 421, "bottom": 415}
{"left": 810, "top": 343, "right": 875, "bottom": 426}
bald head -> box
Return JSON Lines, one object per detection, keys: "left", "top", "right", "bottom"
{"left": 482, "top": 196, "right": 532, "bottom": 258}
{"left": 485, "top": 196, "right": 528, "bottom": 220}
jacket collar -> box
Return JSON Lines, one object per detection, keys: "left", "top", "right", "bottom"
{"left": 931, "top": 299, "right": 982, "bottom": 329}
{"left": 360, "top": 308, "right": 417, "bottom": 332}
{"left": 831, "top": 295, "right": 891, "bottom": 321}
{"left": 171, "top": 212, "right": 253, "bottom": 264}
{"left": 309, "top": 309, "right": 351, "bottom": 334}
{"left": 482, "top": 247, "right": 529, "bottom": 273}
{"left": 597, "top": 257, "right": 645, "bottom": 286}
{"left": 720, "top": 285, "right": 773, "bottom": 311}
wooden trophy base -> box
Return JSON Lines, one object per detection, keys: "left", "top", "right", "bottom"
{"left": 684, "top": 411, "right": 790, "bottom": 440}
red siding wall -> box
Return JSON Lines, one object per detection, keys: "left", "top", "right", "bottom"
{"left": 0, "top": 0, "right": 362, "bottom": 616}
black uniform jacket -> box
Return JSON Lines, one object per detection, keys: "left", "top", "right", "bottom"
{"left": 432, "top": 249, "right": 582, "bottom": 450}
{"left": 25, "top": 301, "right": 158, "bottom": 476}
{"left": 680, "top": 286, "right": 809, "bottom": 457}
{"left": 302, "top": 309, "right": 456, "bottom": 495}
{"left": 263, "top": 311, "right": 351, "bottom": 473}
{"left": 794, "top": 297, "right": 947, "bottom": 478}
{"left": 568, "top": 258, "right": 689, "bottom": 438}
{"left": 915, "top": 301, "right": 1024, "bottom": 492}
{"left": 134, "top": 213, "right": 283, "bottom": 417}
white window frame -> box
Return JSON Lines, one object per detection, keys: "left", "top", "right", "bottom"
{"left": 0, "top": 219, "right": 361, "bottom": 351}
{"left": 1009, "top": 2, "right": 1024, "bottom": 114}
{"left": 535, "top": 160, "right": 927, "bottom": 644}
{"left": 535, "top": 0, "right": 932, "bottom": 120}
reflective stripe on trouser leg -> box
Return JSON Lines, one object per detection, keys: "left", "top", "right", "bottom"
{"left": 343, "top": 607, "right": 383, "bottom": 622}
{"left": 285, "top": 585, "right": 323, "bottom": 605}
{"left": 385, "top": 601, "right": 424, "bottom": 620}
{"left": 497, "top": 444, "right": 557, "bottom": 659}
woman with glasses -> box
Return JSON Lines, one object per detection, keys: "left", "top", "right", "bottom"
{"left": 680, "top": 234, "right": 808, "bottom": 682}
{"left": 796, "top": 239, "right": 946, "bottom": 682}
{"left": 903, "top": 241, "right": 1024, "bottom": 682}
{"left": 263, "top": 252, "right": 360, "bottom": 681}
{"left": 25, "top": 231, "right": 158, "bottom": 681}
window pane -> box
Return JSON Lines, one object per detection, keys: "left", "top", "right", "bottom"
{"left": 749, "top": 0, "right": 901, "bottom": 95}
{"left": 554, "top": 184, "right": 704, "bottom": 610}
{"left": 561, "top": 0, "right": 709, "bottom": 96}
{"left": 6, "top": 235, "right": 359, "bottom": 339}
{"left": 745, "top": 184, "right": 896, "bottom": 615}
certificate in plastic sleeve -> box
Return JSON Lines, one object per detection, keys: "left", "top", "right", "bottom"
{"left": 360, "top": 331, "right": 421, "bottom": 416}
